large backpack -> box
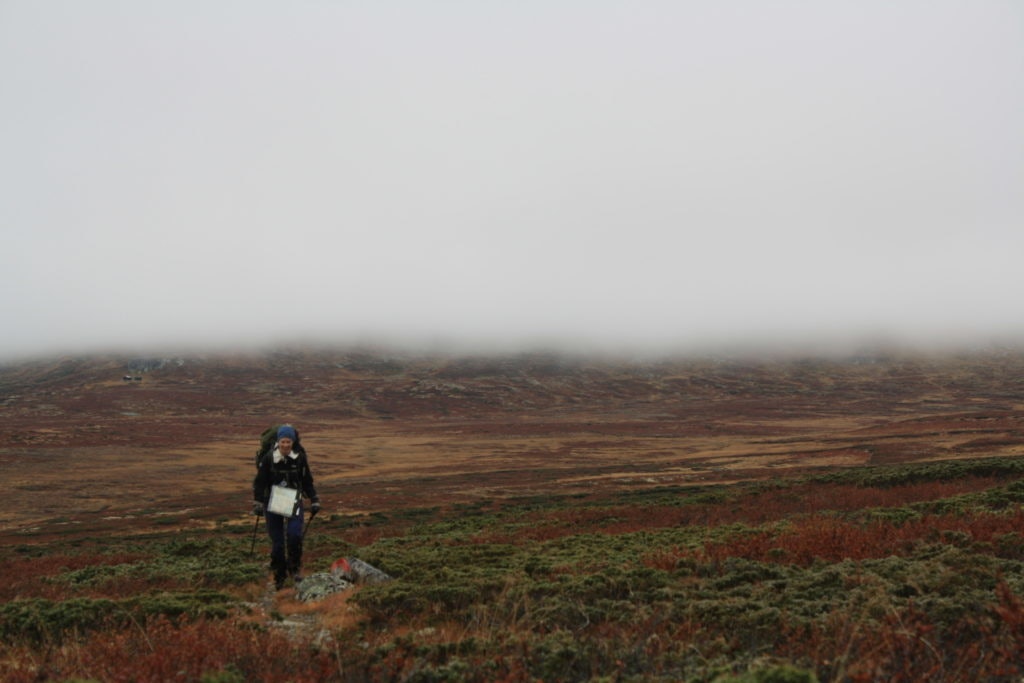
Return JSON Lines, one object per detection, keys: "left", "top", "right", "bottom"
{"left": 255, "top": 424, "right": 305, "bottom": 469}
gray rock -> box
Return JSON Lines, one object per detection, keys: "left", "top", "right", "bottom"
{"left": 295, "top": 557, "right": 392, "bottom": 602}
{"left": 295, "top": 572, "right": 352, "bottom": 602}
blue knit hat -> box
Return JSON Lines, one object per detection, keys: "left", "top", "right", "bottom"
{"left": 277, "top": 425, "right": 297, "bottom": 441}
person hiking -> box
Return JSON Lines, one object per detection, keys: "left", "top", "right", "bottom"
{"left": 252, "top": 424, "right": 321, "bottom": 590}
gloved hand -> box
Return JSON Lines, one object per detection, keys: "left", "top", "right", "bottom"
{"left": 310, "top": 498, "right": 321, "bottom": 514}
{"left": 252, "top": 500, "right": 264, "bottom": 516}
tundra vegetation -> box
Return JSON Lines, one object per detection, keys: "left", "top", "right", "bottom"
{"left": 4, "top": 457, "right": 1024, "bottom": 682}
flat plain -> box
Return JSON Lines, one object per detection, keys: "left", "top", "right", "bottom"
{"left": 4, "top": 348, "right": 1024, "bottom": 681}
{"left": 4, "top": 349, "right": 1023, "bottom": 539}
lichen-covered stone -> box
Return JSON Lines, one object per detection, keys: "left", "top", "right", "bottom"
{"left": 295, "top": 572, "right": 352, "bottom": 602}
{"left": 295, "top": 557, "right": 392, "bottom": 602}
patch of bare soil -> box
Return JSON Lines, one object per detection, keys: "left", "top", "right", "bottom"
{"left": 2, "top": 349, "right": 1024, "bottom": 542}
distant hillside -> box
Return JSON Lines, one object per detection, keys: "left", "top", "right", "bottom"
{"left": 3, "top": 347, "right": 1024, "bottom": 449}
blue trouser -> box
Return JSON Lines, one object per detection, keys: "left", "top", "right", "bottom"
{"left": 265, "top": 505, "right": 304, "bottom": 581}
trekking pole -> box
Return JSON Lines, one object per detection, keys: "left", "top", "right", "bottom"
{"left": 302, "top": 508, "right": 318, "bottom": 542}
{"left": 249, "top": 513, "right": 261, "bottom": 558}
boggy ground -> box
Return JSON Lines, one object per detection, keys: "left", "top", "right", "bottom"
{"left": 2, "top": 348, "right": 1024, "bottom": 542}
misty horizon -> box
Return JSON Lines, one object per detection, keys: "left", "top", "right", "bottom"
{"left": 5, "top": 329, "right": 1024, "bottom": 367}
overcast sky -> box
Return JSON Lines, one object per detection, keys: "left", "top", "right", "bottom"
{"left": 1, "top": 1, "right": 1022, "bottom": 360}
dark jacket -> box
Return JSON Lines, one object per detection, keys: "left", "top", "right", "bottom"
{"left": 253, "top": 447, "right": 319, "bottom": 505}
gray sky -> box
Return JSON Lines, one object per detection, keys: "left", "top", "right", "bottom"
{"left": 2, "top": 1, "right": 1022, "bottom": 360}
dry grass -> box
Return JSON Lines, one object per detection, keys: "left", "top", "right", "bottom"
{"left": 4, "top": 350, "right": 1024, "bottom": 542}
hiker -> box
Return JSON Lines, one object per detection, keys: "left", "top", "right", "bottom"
{"left": 252, "top": 424, "right": 321, "bottom": 589}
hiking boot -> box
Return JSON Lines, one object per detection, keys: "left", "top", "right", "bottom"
{"left": 274, "top": 575, "right": 287, "bottom": 591}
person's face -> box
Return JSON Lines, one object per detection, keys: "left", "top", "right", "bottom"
{"left": 278, "top": 437, "right": 293, "bottom": 455}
